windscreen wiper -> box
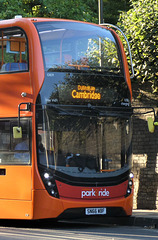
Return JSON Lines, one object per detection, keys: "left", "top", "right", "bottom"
{"left": 45, "top": 104, "right": 83, "bottom": 117}
{"left": 47, "top": 66, "right": 122, "bottom": 76}
{"left": 86, "top": 104, "right": 133, "bottom": 117}
{"left": 45, "top": 104, "right": 156, "bottom": 120}
{"left": 45, "top": 104, "right": 133, "bottom": 118}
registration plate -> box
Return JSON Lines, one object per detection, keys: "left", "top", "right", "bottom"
{"left": 85, "top": 207, "right": 106, "bottom": 215}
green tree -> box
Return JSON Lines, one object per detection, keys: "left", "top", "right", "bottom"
{"left": 0, "top": 0, "right": 25, "bottom": 19}
{"left": 118, "top": 0, "right": 158, "bottom": 92}
{"left": 103, "top": 0, "right": 130, "bottom": 24}
{"left": 0, "top": 0, "right": 130, "bottom": 24}
{"left": 0, "top": 0, "right": 98, "bottom": 22}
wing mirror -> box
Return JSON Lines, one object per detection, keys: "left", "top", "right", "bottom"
{"left": 13, "top": 102, "right": 31, "bottom": 139}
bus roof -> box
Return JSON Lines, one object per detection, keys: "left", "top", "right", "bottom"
{"left": 0, "top": 17, "right": 109, "bottom": 30}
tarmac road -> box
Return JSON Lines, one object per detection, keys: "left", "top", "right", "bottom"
{"left": 0, "top": 220, "right": 158, "bottom": 240}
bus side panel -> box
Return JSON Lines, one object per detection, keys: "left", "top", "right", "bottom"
{"left": 0, "top": 165, "right": 33, "bottom": 219}
{"left": 33, "top": 190, "right": 64, "bottom": 219}
{"left": 0, "top": 166, "right": 32, "bottom": 200}
{"left": 0, "top": 73, "right": 33, "bottom": 118}
{"left": 0, "top": 200, "right": 33, "bottom": 219}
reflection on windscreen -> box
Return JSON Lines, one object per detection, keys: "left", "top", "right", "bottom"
{"left": 35, "top": 21, "right": 121, "bottom": 73}
{"left": 37, "top": 109, "right": 132, "bottom": 175}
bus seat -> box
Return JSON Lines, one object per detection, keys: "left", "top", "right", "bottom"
{"left": 4, "top": 62, "right": 28, "bottom": 71}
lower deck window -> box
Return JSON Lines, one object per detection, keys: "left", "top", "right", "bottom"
{"left": 0, "top": 119, "right": 31, "bottom": 165}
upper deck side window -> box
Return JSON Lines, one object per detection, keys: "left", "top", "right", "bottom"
{"left": 0, "top": 28, "right": 28, "bottom": 73}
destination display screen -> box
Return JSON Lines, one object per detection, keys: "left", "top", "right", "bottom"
{"left": 71, "top": 85, "right": 101, "bottom": 100}
{"left": 38, "top": 72, "right": 130, "bottom": 107}
{"left": 58, "top": 84, "right": 114, "bottom": 104}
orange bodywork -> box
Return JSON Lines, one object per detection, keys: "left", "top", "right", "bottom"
{"left": 32, "top": 190, "right": 133, "bottom": 219}
{"left": 0, "top": 18, "right": 133, "bottom": 219}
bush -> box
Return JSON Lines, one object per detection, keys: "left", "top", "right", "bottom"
{"left": 118, "top": 0, "right": 158, "bottom": 92}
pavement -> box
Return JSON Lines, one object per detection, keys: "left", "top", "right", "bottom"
{"left": 130, "top": 209, "right": 158, "bottom": 229}
{"left": 106, "top": 209, "right": 158, "bottom": 229}
{"left": 0, "top": 209, "right": 158, "bottom": 229}
{"left": 67, "top": 209, "right": 158, "bottom": 229}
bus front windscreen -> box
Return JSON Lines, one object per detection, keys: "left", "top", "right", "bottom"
{"left": 35, "top": 21, "right": 122, "bottom": 74}
{"left": 37, "top": 106, "right": 132, "bottom": 178}
{"left": 35, "top": 21, "right": 132, "bottom": 180}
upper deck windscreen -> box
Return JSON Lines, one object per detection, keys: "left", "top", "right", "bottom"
{"left": 35, "top": 21, "right": 122, "bottom": 74}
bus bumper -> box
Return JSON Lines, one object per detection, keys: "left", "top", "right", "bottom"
{"left": 33, "top": 189, "right": 133, "bottom": 219}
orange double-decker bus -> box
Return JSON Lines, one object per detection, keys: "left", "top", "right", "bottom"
{"left": 0, "top": 17, "right": 134, "bottom": 219}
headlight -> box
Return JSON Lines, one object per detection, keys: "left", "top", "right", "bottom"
{"left": 126, "top": 172, "right": 134, "bottom": 197}
{"left": 39, "top": 168, "right": 59, "bottom": 198}
{"left": 129, "top": 180, "right": 133, "bottom": 187}
{"left": 44, "top": 172, "right": 50, "bottom": 179}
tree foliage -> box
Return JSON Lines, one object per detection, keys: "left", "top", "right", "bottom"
{"left": 118, "top": 0, "right": 158, "bottom": 92}
{"left": 0, "top": 0, "right": 24, "bottom": 19}
{"left": 0, "top": 0, "right": 130, "bottom": 24}
{"left": 103, "top": 0, "right": 130, "bottom": 24}
{"left": 0, "top": 0, "right": 98, "bottom": 22}
{"left": 0, "top": 0, "right": 157, "bottom": 91}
